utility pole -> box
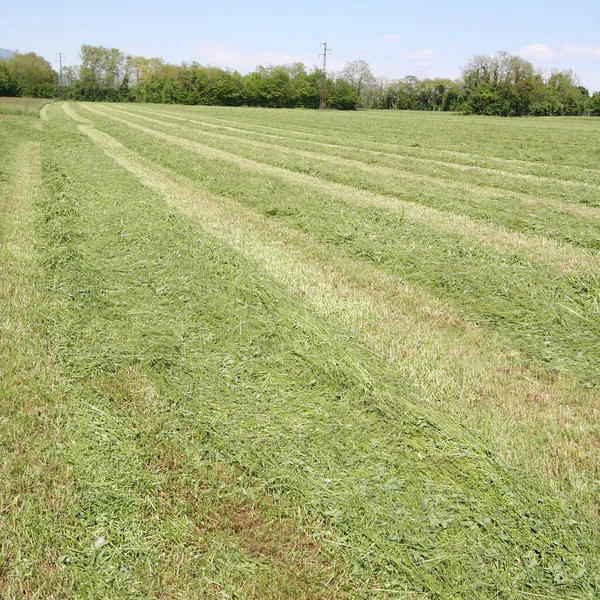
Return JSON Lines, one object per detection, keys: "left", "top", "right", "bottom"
{"left": 319, "top": 42, "right": 331, "bottom": 110}
{"left": 56, "top": 53, "right": 64, "bottom": 87}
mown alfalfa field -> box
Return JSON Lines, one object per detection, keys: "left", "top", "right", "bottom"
{"left": 1, "top": 100, "right": 600, "bottom": 598}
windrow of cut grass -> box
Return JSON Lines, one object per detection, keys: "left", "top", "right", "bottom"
{"left": 1, "top": 110, "right": 355, "bottom": 599}
{"left": 72, "top": 112, "right": 600, "bottom": 514}
{"left": 81, "top": 106, "right": 600, "bottom": 278}
{"left": 139, "top": 103, "right": 600, "bottom": 170}
{"left": 26, "top": 100, "right": 600, "bottom": 598}
{"left": 97, "top": 104, "right": 600, "bottom": 253}
{"left": 77, "top": 103, "right": 600, "bottom": 388}
{"left": 127, "top": 103, "right": 600, "bottom": 201}
{"left": 0, "top": 118, "right": 77, "bottom": 597}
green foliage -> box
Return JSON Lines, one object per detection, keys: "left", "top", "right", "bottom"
{"left": 340, "top": 60, "right": 376, "bottom": 106}
{"left": 3, "top": 52, "right": 57, "bottom": 98}
{"left": 57, "top": 46, "right": 317, "bottom": 108}
{"left": 244, "top": 66, "right": 293, "bottom": 107}
{"left": 0, "top": 60, "right": 19, "bottom": 96}
{"left": 544, "top": 71, "right": 588, "bottom": 115}
{"left": 460, "top": 54, "right": 590, "bottom": 117}
{"left": 213, "top": 70, "right": 244, "bottom": 106}
{"left": 240, "top": 63, "right": 322, "bottom": 109}
{"left": 66, "top": 45, "right": 133, "bottom": 101}
{"left": 29, "top": 43, "right": 597, "bottom": 116}
{"left": 289, "top": 63, "right": 321, "bottom": 108}
{"left": 327, "top": 78, "right": 360, "bottom": 110}
{"left": 382, "top": 77, "right": 464, "bottom": 111}
{"left": 57, "top": 46, "right": 350, "bottom": 110}
{"left": 589, "top": 92, "right": 600, "bottom": 116}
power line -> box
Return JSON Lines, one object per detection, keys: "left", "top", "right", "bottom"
{"left": 319, "top": 42, "right": 331, "bottom": 110}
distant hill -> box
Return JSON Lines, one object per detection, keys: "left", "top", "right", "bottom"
{"left": 0, "top": 48, "right": 14, "bottom": 59}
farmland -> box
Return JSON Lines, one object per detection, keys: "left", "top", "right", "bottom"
{"left": 0, "top": 96, "right": 51, "bottom": 117}
{"left": 1, "top": 100, "right": 600, "bottom": 597}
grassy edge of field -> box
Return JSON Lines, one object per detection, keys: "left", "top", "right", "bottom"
{"left": 0, "top": 97, "right": 53, "bottom": 118}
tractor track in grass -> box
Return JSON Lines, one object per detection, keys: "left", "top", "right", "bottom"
{"left": 80, "top": 103, "right": 600, "bottom": 274}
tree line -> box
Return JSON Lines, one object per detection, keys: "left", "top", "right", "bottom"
{"left": 1, "top": 45, "right": 599, "bottom": 116}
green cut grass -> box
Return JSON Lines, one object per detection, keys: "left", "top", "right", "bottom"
{"left": 76, "top": 103, "right": 600, "bottom": 388}
{"left": 0, "top": 113, "right": 352, "bottom": 599}
{"left": 2, "top": 101, "right": 600, "bottom": 598}
{"left": 46, "top": 102, "right": 600, "bottom": 596}
{"left": 70, "top": 113, "right": 600, "bottom": 517}
{"left": 131, "top": 103, "right": 600, "bottom": 169}
{"left": 125, "top": 103, "right": 600, "bottom": 207}
{"left": 101, "top": 104, "right": 600, "bottom": 244}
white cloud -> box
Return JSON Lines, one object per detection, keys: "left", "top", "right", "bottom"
{"left": 518, "top": 43, "right": 600, "bottom": 62}
{"left": 518, "top": 43, "right": 554, "bottom": 60}
{"left": 381, "top": 34, "right": 400, "bottom": 41}
{"left": 562, "top": 44, "right": 600, "bottom": 59}
{"left": 400, "top": 49, "right": 437, "bottom": 62}
{"left": 516, "top": 43, "right": 600, "bottom": 90}
{"left": 195, "top": 42, "right": 320, "bottom": 72}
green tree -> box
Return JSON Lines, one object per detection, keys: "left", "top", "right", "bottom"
{"left": 0, "top": 60, "right": 18, "bottom": 96}
{"left": 5, "top": 52, "right": 57, "bottom": 97}
{"left": 79, "top": 45, "right": 131, "bottom": 101}
{"left": 340, "top": 60, "right": 376, "bottom": 107}
{"left": 395, "top": 76, "right": 421, "bottom": 110}
{"left": 546, "top": 71, "right": 587, "bottom": 115}
{"left": 328, "top": 78, "right": 360, "bottom": 110}
{"left": 589, "top": 92, "right": 600, "bottom": 116}
{"left": 57, "top": 43, "right": 591, "bottom": 116}
{"left": 288, "top": 63, "right": 320, "bottom": 108}
{"left": 462, "top": 52, "right": 541, "bottom": 116}
{"left": 244, "top": 65, "right": 294, "bottom": 107}
{"left": 213, "top": 71, "right": 243, "bottom": 106}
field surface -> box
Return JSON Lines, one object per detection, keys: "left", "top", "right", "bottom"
{"left": 1, "top": 100, "right": 600, "bottom": 598}
{"left": 0, "top": 97, "right": 51, "bottom": 117}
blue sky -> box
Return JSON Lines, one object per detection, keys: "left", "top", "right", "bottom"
{"left": 2, "top": 0, "right": 600, "bottom": 90}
